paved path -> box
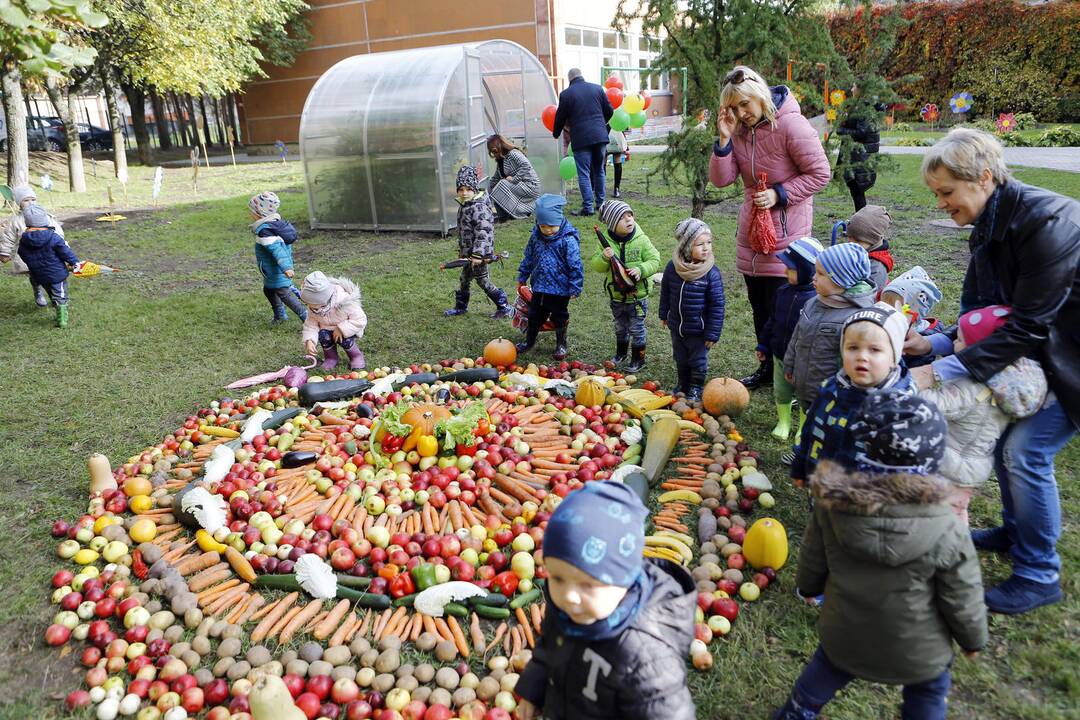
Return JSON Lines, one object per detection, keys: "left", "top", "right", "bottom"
{"left": 880, "top": 145, "right": 1080, "bottom": 173}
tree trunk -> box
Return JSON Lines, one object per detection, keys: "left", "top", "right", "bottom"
{"left": 170, "top": 92, "right": 190, "bottom": 147}
{"left": 122, "top": 82, "right": 153, "bottom": 165}
{"left": 185, "top": 95, "right": 201, "bottom": 147}
{"left": 100, "top": 67, "right": 129, "bottom": 181}
{"left": 150, "top": 89, "right": 172, "bottom": 150}
{"left": 44, "top": 76, "right": 87, "bottom": 193}
{"left": 215, "top": 96, "right": 229, "bottom": 146}
{"left": 227, "top": 92, "right": 242, "bottom": 146}
{"left": 198, "top": 95, "right": 214, "bottom": 147}
{"left": 2, "top": 59, "right": 29, "bottom": 187}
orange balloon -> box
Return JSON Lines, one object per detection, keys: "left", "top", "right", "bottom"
{"left": 541, "top": 104, "right": 557, "bottom": 132}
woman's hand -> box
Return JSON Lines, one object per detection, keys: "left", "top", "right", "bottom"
{"left": 660, "top": 319, "right": 667, "bottom": 329}
{"left": 715, "top": 106, "right": 737, "bottom": 145}
{"left": 752, "top": 188, "right": 778, "bottom": 209}
{"left": 755, "top": 349, "right": 766, "bottom": 363}
{"left": 903, "top": 329, "right": 933, "bottom": 356}
{"left": 910, "top": 365, "right": 935, "bottom": 390}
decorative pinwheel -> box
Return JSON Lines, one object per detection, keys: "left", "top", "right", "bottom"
{"left": 996, "top": 113, "right": 1017, "bottom": 133}
{"left": 920, "top": 103, "right": 940, "bottom": 123}
{"left": 949, "top": 92, "right": 974, "bottom": 114}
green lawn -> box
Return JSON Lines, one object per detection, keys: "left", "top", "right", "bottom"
{"left": 1, "top": 151, "right": 1077, "bottom": 719}
{"left": 880, "top": 123, "right": 1080, "bottom": 144}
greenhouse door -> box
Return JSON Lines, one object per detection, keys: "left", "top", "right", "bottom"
{"left": 465, "top": 50, "right": 487, "bottom": 170}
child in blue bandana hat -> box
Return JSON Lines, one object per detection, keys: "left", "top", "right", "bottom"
{"left": 515, "top": 481, "right": 697, "bottom": 720}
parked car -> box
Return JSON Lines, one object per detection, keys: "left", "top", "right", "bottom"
{"left": 0, "top": 117, "right": 115, "bottom": 153}
{"left": 77, "top": 123, "right": 114, "bottom": 153}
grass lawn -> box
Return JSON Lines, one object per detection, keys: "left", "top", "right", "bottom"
{"left": 1, "top": 150, "right": 1077, "bottom": 719}
{"left": 880, "top": 123, "right": 1080, "bottom": 144}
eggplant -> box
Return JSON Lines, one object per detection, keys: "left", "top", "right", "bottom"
{"left": 393, "top": 372, "right": 438, "bottom": 389}
{"left": 298, "top": 378, "right": 373, "bottom": 406}
{"left": 281, "top": 451, "right": 318, "bottom": 468}
{"left": 433, "top": 388, "right": 452, "bottom": 404}
{"left": 439, "top": 368, "right": 499, "bottom": 383}
{"left": 354, "top": 402, "right": 375, "bottom": 419}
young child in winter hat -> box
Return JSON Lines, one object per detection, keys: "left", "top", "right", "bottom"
{"left": 776, "top": 391, "right": 987, "bottom": 720}
{"left": 515, "top": 481, "right": 696, "bottom": 720}
{"left": 880, "top": 266, "right": 946, "bottom": 367}
{"left": 250, "top": 191, "right": 307, "bottom": 323}
{"left": 658, "top": 218, "right": 725, "bottom": 401}
{"left": 516, "top": 194, "right": 584, "bottom": 360}
{"left": 919, "top": 305, "right": 1047, "bottom": 525}
{"left": 445, "top": 165, "right": 512, "bottom": 319}
{"left": 17, "top": 203, "right": 79, "bottom": 328}
{"left": 590, "top": 199, "right": 661, "bottom": 372}
{"left": 300, "top": 271, "right": 368, "bottom": 371}
{"left": 843, "top": 204, "right": 893, "bottom": 293}
{"left": 759, "top": 236, "right": 823, "bottom": 442}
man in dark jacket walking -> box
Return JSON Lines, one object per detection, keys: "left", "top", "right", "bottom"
{"left": 552, "top": 69, "right": 614, "bottom": 216}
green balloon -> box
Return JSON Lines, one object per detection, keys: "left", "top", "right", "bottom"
{"left": 559, "top": 156, "right": 577, "bottom": 181}
{"left": 610, "top": 109, "right": 631, "bottom": 132}
{"left": 629, "top": 111, "right": 647, "bottom": 129}
{"left": 566, "top": 144, "right": 572, "bottom": 155}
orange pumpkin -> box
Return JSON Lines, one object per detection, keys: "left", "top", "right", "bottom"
{"left": 401, "top": 404, "right": 452, "bottom": 435}
{"left": 701, "top": 378, "right": 750, "bottom": 418}
{"left": 483, "top": 338, "right": 517, "bottom": 368}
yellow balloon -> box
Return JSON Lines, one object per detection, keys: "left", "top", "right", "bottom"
{"left": 622, "top": 93, "right": 645, "bottom": 115}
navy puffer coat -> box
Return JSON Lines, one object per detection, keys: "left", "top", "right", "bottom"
{"left": 658, "top": 261, "right": 725, "bottom": 342}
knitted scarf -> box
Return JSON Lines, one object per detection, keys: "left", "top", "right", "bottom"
{"left": 672, "top": 245, "right": 715, "bottom": 282}
{"left": 552, "top": 568, "right": 654, "bottom": 642}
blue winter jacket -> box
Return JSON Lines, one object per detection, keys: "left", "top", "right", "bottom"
{"left": 658, "top": 262, "right": 725, "bottom": 342}
{"left": 552, "top": 76, "right": 614, "bottom": 148}
{"left": 19, "top": 227, "right": 78, "bottom": 286}
{"left": 253, "top": 219, "right": 298, "bottom": 289}
{"left": 518, "top": 220, "right": 584, "bottom": 297}
{"left": 760, "top": 282, "right": 817, "bottom": 359}
{"left": 791, "top": 369, "right": 915, "bottom": 482}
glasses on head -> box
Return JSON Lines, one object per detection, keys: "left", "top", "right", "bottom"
{"left": 724, "top": 69, "right": 756, "bottom": 86}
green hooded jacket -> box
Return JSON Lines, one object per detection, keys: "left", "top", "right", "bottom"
{"left": 798, "top": 460, "right": 988, "bottom": 685}
{"left": 588, "top": 225, "right": 661, "bottom": 302}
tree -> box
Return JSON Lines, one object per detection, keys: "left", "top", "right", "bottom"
{"left": 44, "top": 72, "right": 90, "bottom": 192}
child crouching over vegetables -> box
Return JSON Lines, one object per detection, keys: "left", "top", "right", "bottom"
{"left": 515, "top": 481, "right": 697, "bottom": 720}
{"left": 300, "top": 271, "right": 368, "bottom": 371}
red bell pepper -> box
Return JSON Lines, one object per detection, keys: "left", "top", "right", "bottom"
{"left": 492, "top": 570, "right": 520, "bottom": 596}
{"left": 389, "top": 572, "right": 415, "bottom": 599}
{"left": 382, "top": 433, "right": 405, "bottom": 453}
{"left": 456, "top": 442, "right": 477, "bottom": 457}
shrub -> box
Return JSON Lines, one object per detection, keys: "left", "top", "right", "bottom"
{"left": 895, "top": 137, "right": 933, "bottom": 147}
{"left": 1013, "top": 112, "right": 1038, "bottom": 130}
{"left": 997, "top": 132, "right": 1032, "bottom": 147}
{"left": 1052, "top": 96, "right": 1080, "bottom": 123}
{"left": 1034, "top": 126, "right": 1080, "bottom": 147}
{"left": 889, "top": 121, "right": 913, "bottom": 133}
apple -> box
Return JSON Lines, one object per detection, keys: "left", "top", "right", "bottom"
{"left": 295, "top": 693, "right": 321, "bottom": 720}
{"left": 306, "top": 674, "right": 333, "bottom": 701}
{"left": 346, "top": 700, "right": 374, "bottom": 720}
{"left": 281, "top": 674, "right": 305, "bottom": 699}
{"left": 739, "top": 582, "right": 761, "bottom": 601}
{"left": 707, "top": 614, "right": 731, "bottom": 636}
{"left": 332, "top": 678, "right": 360, "bottom": 704}
{"left": 423, "top": 705, "right": 453, "bottom": 720}
{"left": 711, "top": 597, "right": 739, "bottom": 622}
{"left": 204, "top": 679, "right": 229, "bottom": 706}
{"left": 331, "top": 547, "right": 357, "bottom": 572}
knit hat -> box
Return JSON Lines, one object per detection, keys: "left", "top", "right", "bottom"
{"left": 12, "top": 186, "right": 36, "bottom": 206}
{"left": 299, "top": 271, "right": 334, "bottom": 307}
{"left": 959, "top": 305, "right": 1010, "bottom": 346}
{"left": 881, "top": 267, "right": 942, "bottom": 327}
{"left": 599, "top": 200, "right": 632, "bottom": 233}
{"left": 536, "top": 194, "right": 567, "bottom": 226}
{"left": 779, "top": 236, "right": 824, "bottom": 284}
{"left": 851, "top": 391, "right": 947, "bottom": 475}
{"left": 818, "top": 242, "right": 871, "bottom": 289}
{"left": 248, "top": 191, "right": 280, "bottom": 218}
{"left": 456, "top": 165, "right": 481, "bottom": 192}
{"left": 843, "top": 302, "right": 909, "bottom": 365}
{"left": 674, "top": 218, "right": 710, "bottom": 246}
{"left": 846, "top": 204, "right": 891, "bottom": 250}
{"left": 543, "top": 481, "right": 647, "bottom": 587}
{"left": 22, "top": 203, "right": 50, "bottom": 228}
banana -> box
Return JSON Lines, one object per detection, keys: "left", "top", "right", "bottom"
{"left": 645, "top": 409, "right": 679, "bottom": 419}
{"left": 644, "top": 535, "right": 693, "bottom": 563}
{"left": 678, "top": 419, "right": 706, "bottom": 434}
{"left": 618, "top": 390, "right": 674, "bottom": 411}
{"left": 653, "top": 529, "right": 695, "bottom": 546}
{"left": 617, "top": 396, "right": 645, "bottom": 419}
{"left": 657, "top": 489, "right": 703, "bottom": 505}
{"left": 642, "top": 547, "right": 683, "bottom": 564}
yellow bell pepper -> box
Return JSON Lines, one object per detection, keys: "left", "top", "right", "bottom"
{"left": 196, "top": 529, "right": 227, "bottom": 553}
{"left": 417, "top": 434, "right": 439, "bottom": 458}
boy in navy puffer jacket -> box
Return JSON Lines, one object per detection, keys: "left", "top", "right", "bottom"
{"left": 18, "top": 203, "right": 78, "bottom": 328}
{"left": 659, "top": 218, "right": 725, "bottom": 401}
{"left": 250, "top": 191, "right": 307, "bottom": 323}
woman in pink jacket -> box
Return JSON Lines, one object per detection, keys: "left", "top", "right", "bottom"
{"left": 710, "top": 66, "right": 831, "bottom": 390}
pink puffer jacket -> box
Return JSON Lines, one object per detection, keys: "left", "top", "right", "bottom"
{"left": 710, "top": 87, "right": 831, "bottom": 278}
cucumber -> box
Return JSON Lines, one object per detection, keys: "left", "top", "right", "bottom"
{"left": 443, "top": 602, "right": 469, "bottom": 618}
{"left": 439, "top": 368, "right": 499, "bottom": 383}
{"left": 253, "top": 573, "right": 303, "bottom": 591}
{"left": 281, "top": 451, "right": 318, "bottom": 468}
{"left": 336, "top": 575, "right": 372, "bottom": 589}
{"left": 392, "top": 593, "right": 417, "bottom": 608}
{"left": 468, "top": 592, "right": 509, "bottom": 608}
{"left": 299, "top": 379, "right": 374, "bottom": 406}
{"left": 509, "top": 587, "right": 542, "bottom": 609}
{"left": 473, "top": 604, "right": 511, "bottom": 620}
{"left": 265, "top": 407, "right": 303, "bottom": 430}
{"left": 336, "top": 587, "right": 392, "bottom": 609}
{"left": 394, "top": 372, "right": 438, "bottom": 389}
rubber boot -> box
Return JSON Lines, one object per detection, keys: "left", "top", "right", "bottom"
{"left": 609, "top": 339, "right": 629, "bottom": 367}
{"left": 345, "top": 345, "right": 365, "bottom": 370}
{"left": 490, "top": 289, "right": 512, "bottom": 319}
{"left": 740, "top": 357, "right": 773, "bottom": 390}
{"left": 445, "top": 290, "right": 469, "bottom": 317}
{"left": 516, "top": 325, "right": 539, "bottom": 354}
{"left": 56, "top": 304, "right": 69, "bottom": 329}
{"left": 771, "top": 402, "right": 793, "bottom": 441}
{"left": 552, "top": 326, "right": 569, "bottom": 360}
{"left": 685, "top": 372, "right": 705, "bottom": 403}
{"left": 320, "top": 344, "right": 341, "bottom": 371}
{"left": 624, "top": 345, "right": 646, "bottom": 373}
{"left": 32, "top": 281, "right": 48, "bottom": 307}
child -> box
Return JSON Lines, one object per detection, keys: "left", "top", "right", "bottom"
{"left": 791, "top": 303, "right": 912, "bottom": 486}
{"left": 759, "top": 236, "right": 823, "bottom": 441}
{"left": 843, "top": 204, "right": 893, "bottom": 293}
{"left": 606, "top": 128, "right": 629, "bottom": 198}
{"left": 1, "top": 185, "right": 69, "bottom": 305}
{"left": 445, "top": 166, "right": 511, "bottom": 318}
{"left": 590, "top": 200, "right": 660, "bottom": 372}
{"left": 775, "top": 392, "right": 986, "bottom": 720}
{"left": 17, "top": 203, "right": 78, "bottom": 328}
{"left": 300, "top": 271, "right": 368, "bottom": 371}
{"left": 516, "top": 194, "right": 584, "bottom": 360}
{"left": 880, "top": 266, "right": 946, "bottom": 367}
{"left": 659, "top": 219, "right": 725, "bottom": 401}
{"left": 783, "top": 242, "right": 877, "bottom": 416}
{"left": 250, "top": 191, "right": 306, "bottom": 323}
{"left": 515, "top": 481, "right": 696, "bottom": 720}
{"left": 919, "top": 306, "right": 1047, "bottom": 525}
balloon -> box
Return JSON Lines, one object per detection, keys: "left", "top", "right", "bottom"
{"left": 541, "top": 105, "right": 557, "bottom": 132}
{"left": 622, "top": 93, "right": 644, "bottom": 115}
{"left": 642, "top": 91, "right": 652, "bottom": 110}
{"left": 604, "top": 75, "right": 624, "bottom": 90}
{"left": 606, "top": 87, "right": 624, "bottom": 109}
{"left": 559, "top": 156, "right": 577, "bottom": 181}
{"left": 566, "top": 144, "right": 572, "bottom": 155}
{"left": 629, "top": 111, "right": 648, "bottom": 128}
{"left": 609, "top": 109, "right": 631, "bottom": 132}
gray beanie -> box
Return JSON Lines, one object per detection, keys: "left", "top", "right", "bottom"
{"left": 846, "top": 204, "right": 891, "bottom": 250}
{"left": 599, "top": 200, "right": 632, "bottom": 233}
{"left": 13, "top": 186, "right": 36, "bottom": 206}
{"left": 23, "top": 203, "right": 50, "bottom": 228}
{"left": 674, "top": 218, "right": 711, "bottom": 259}
{"left": 300, "top": 271, "right": 334, "bottom": 306}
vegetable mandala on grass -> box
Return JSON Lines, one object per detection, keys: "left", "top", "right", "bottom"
{"left": 45, "top": 358, "right": 785, "bottom": 719}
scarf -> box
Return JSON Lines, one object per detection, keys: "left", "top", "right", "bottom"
{"left": 672, "top": 246, "right": 715, "bottom": 282}
{"left": 249, "top": 213, "right": 281, "bottom": 232}
{"left": 837, "top": 364, "right": 905, "bottom": 393}
{"left": 818, "top": 280, "right": 874, "bottom": 309}
{"left": 552, "top": 568, "right": 653, "bottom": 642}
{"left": 961, "top": 184, "right": 1006, "bottom": 312}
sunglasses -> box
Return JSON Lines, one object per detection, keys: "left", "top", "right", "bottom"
{"left": 724, "top": 69, "right": 757, "bottom": 86}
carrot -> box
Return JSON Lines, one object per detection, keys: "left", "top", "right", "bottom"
{"left": 493, "top": 474, "right": 536, "bottom": 503}
{"left": 175, "top": 552, "right": 219, "bottom": 576}
{"left": 433, "top": 618, "right": 456, "bottom": 644}
{"left": 189, "top": 566, "right": 232, "bottom": 593}
{"left": 506, "top": 625, "right": 517, "bottom": 657}
{"left": 161, "top": 540, "right": 197, "bottom": 563}
{"left": 409, "top": 613, "right": 423, "bottom": 641}
{"left": 225, "top": 547, "right": 257, "bottom": 583}
{"left": 314, "top": 599, "right": 351, "bottom": 641}
{"left": 398, "top": 614, "right": 419, "bottom": 642}
{"left": 225, "top": 595, "right": 251, "bottom": 624}
{"left": 280, "top": 599, "right": 323, "bottom": 644}
{"left": 447, "top": 615, "right": 470, "bottom": 657}
{"left": 251, "top": 592, "right": 298, "bottom": 642}
{"left": 421, "top": 614, "right": 438, "bottom": 638}
{"left": 197, "top": 578, "right": 240, "bottom": 604}
{"left": 305, "top": 611, "right": 328, "bottom": 633}
{"left": 328, "top": 612, "right": 357, "bottom": 646}
{"left": 237, "top": 595, "right": 266, "bottom": 625}
{"left": 515, "top": 607, "right": 535, "bottom": 648}
{"left": 380, "top": 607, "right": 408, "bottom": 641}
{"left": 318, "top": 411, "right": 352, "bottom": 426}
{"left": 267, "top": 605, "right": 303, "bottom": 642}
{"left": 249, "top": 596, "right": 282, "bottom": 623}
{"left": 469, "top": 613, "right": 485, "bottom": 653}
{"left": 448, "top": 501, "right": 464, "bottom": 531}
{"left": 485, "top": 622, "right": 508, "bottom": 654}
{"left": 206, "top": 584, "right": 250, "bottom": 616}
{"left": 530, "top": 603, "right": 542, "bottom": 634}
{"left": 356, "top": 610, "right": 373, "bottom": 639}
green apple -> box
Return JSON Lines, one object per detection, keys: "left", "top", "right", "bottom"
{"left": 511, "top": 551, "right": 535, "bottom": 580}
{"left": 438, "top": 456, "right": 458, "bottom": 469}
{"left": 102, "top": 541, "right": 129, "bottom": 563}
{"left": 366, "top": 495, "right": 386, "bottom": 515}
{"left": 434, "top": 564, "right": 451, "bottom": 584}
{"left": 456, "top": 455, "right": 474, "bottom": 472}
{"left": 419, "top": 456, "right": 439, "bottom": 471}
{"left": 739, "top": 582, "right": 761, "bottom": 602}
{"left": 261, "top": 526, "right": 283, "bottom": 546}
{"left": 414, "top": 490, "right": 430, "bottom": 506}
{"left": 460, "top": 548, "right": 479, "bottom": 567}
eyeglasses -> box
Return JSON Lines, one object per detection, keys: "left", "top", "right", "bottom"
{"left": 724, "top": 69, "right": 757, "bottom": 86}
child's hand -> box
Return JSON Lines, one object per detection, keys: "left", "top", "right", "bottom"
{"left": 305, "top": 340, "right": 317, "bottom": 355}
{"left": 471, "top": 257, "right": 483, "bottom": 266}
{"left": 910, "top": 364, "right": 935, "bottom": 390}
{"left": 704, "top": 340, "right": 714, "bottom": 349}
{"left": 628, "top": 267, "right": 641, "bottom": 280}
{"left": 660, "top": 320, "right": 667, "bottom": 329}
{"left": 785, "top": 372, "right": 794, "bottom": 383}
{"left": 332, "top": 329, "right": 344, "bottom": 343}
{"left": 284, "top": 269, "right": 295, "bottom": 278}
{"left": 602, "top": 247, "right": 615, "bottom": 259}
{"left": 516, "top": 699, "right": 538, "bottom": 720}
{"left": 792, "top": 477, "right": 805, "bottom": 489}
{"left": 755, "top": 349, "right": 766, "bottom": 363}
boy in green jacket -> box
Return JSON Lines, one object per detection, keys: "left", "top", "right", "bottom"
{"left": 591, "top": 200, "right": 661, "bottom": 372}
{"left": 775, "top": 391, "right": 987, "bottom": 720}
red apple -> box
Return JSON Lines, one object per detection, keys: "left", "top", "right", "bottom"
{"left": 331, "top": 547, "right": 357, "bottom": 572}
{"left": 346, "top": 700, "right": 374, "bottom": 720}
{"left": 204, "top": 679, "right": 230, "bottom": 706}
{"left": 331, "top": 678, "right": 360, "bottom": 704}
{"left": 711, "top": 597, "right": 739, "bottom": 622}
{"left": 295, "top": 693, "right": 322, "bottom": 720}
{"left": 306, "top": 674, "right": 333, "bottom": 701}
{"left": 726, "top": 553, "right": 745, "bottom": 571}
{"left": 182, "top": 686, "right": 205, "bottom": 714}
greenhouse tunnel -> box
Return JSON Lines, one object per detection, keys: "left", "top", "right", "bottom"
{"left": 300, "top": 40, "right": 563, "bottom": 234}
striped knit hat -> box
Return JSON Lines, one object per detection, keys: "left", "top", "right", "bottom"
{"left": 818, "top": 242, "right": 871, "bottom": 289}
{"left": 599, "top": 200, "right": 632, "bottom": 233}
{"left": 675, "top": 217, "right": 709, "bottom": 244}
{"left": 248, "top": 191, "right": 280, "bottom": 218}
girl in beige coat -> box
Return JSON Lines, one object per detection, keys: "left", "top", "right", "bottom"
{"left": 299, "top": 271, "right": 368, "bottom": 371}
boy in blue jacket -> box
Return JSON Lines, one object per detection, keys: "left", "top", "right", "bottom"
{"left": 516, "top": 194, "right": 584, "bottom": 360}
{"left": 659, "top": 218, "right": 725, "bottom": 401}
{"left": 18, "top": 203, "right": 78, "bottom": 328}
{"left": 250, "top": 191, "right": 306, "bottom": 323}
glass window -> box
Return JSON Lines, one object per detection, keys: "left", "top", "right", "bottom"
{"left": 603, "top": 32, "right": 616, "bottom": 49}
{"left": 565, "top": 27, "right": 581, "bottom": 45}
{"left": 582, "top": 29, "right": 599, "bottom": 47}
{"left": 618, "top": 33, "right": 629, "bottom": 49}
{"left": 638, "top": 35, "right": 649, "bottom": 52}
{"left": 602, "top": 55, "right": 614, "bottom": 70}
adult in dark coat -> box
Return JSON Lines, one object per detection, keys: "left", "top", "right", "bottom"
{"left": 552, "top": 68, "right": 614, "bottom": 216}
{"left": 835, "top": 85, "right": 888, "bottom": 211}
{"left": 908, "top": 128, "right": 1080, "bottom": 615}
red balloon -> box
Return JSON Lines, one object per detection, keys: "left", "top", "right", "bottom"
{"left": 641, "top": 90, "right": 652, "bottom": 110}
{"left": 606, "top": 87, "right": 624, "bottom": 109}
{"left": 541, "top": 105, "right": 557, "bottom": 132}
{"left": 604, "top": 75, "right": 624, "bottom": 91}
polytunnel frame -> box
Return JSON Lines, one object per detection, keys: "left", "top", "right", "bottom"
{"left": 299, "top": 39, "right": 559, "bottom": 235}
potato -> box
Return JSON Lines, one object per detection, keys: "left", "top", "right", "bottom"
{"left": 374, "top": 649, "right": 400, "bottom": 674}
{"left": 394, "top": 663, "right": 414, "bottom": 680}
{"left": 280, "top": 650, "right": 298, "bottom": 666}
{"left": 510, "top": 651, "right": 532, "bottom": 673}
{"left": 699, "top": 553, "right": 721, "bottom": 567}
{"left": 695, "top": 579, "right": 717, "bottom": 594}
{"left": 213, "top": 657, "right": 233, "bottom": 678}
{"left": 690, "top": 566, "right": 711, "bottom": 583}
{"left": 137, "top": 543, "right": 163, "bottom": 565}
{"left": 500, "top": 673, "right": 519, "bottom": 693}
{"left": 226, "top": 660, "right": 251, "bottom": 681}
{"left": 308, "top": 660, "right": 333, "bottom": 677}
{"left": 411, "top": 663, "right": 434, "bottom": 684}
{"left": 184, "top": 608, "right": 203, "bottom": 630}
{"left": 246, "top": 645, "right": 272, "bottom": 668}
{"left": 487, "top": 656, "right": 509, "bottom": 673}
{"left": 322, "top": 646, "right": 351, "bottom": 667}
{"left": 194, "top": 669, "right": 214, "bottom": 687}
{"left": 285, "top": 659, "right": 309, "bottom": 678}
{"left": 146, "top": 600, "right": 163, "bottom": 614}
{"left": 434, "top": 640, "right": 458, "bottom": 663}
{"left": 721, "top": 543, "right": 742, "bottom": 557}
{"left": 150, "top": 611, "right": 176, "bottom": 630}
{"left": 221, "top": 623, "right": 241, "bottom": 640}
{"left": 349, "top": 638, "right": 371, "bottom": 657}
{"left": 298, "top": 642, "right": 323, "bottom": 664}
{"left": 411, "top": 686, "right": 432, "bottom": 704}
{"left": 700, "top": 542, "right": 717, "bottom": 556}
{"left": 429, "top": 688, "right": 453, "bottom": 709}
{"left": 216, "top": 637, "right": 241, "bottom": 658}
{"left": 360, "top": 649, "right": 379, "bottom": 669}
{"left": 190, "top": 636, "right": 211, "bottom": 657}
{"left": 722, "top": 569, "right": 744, "bottom": 585}
{"left": 331, "top": 666, "right": 355, "bottom": 682}
{"left": 415, "top": 632, "right": 438, "bottom": 652}
{"left": 196, "top": 618, "right": 215, "bottom": 638}
{"left": 378, "top": 635, "right": 402, "bottom": 652}
{"left": 731, "top": 514, "right": 747, "bottom": 528}
{"left": 180, "top": 650, "right": 201, "bottom": 670}
{"left": 167, "top": 591, "right": 194, "bottom": 617}
{"left": 451, "top": 688, "right": 476, "bottom": 708}
{"left": 435, "top": 667, "right": 460, "bottom": 690}
{"left": 262, "top": 661, "right": 283, "bottom": 678}
{"left": 169, "top": 642, "right": 190, "bottom": 658}
{"left": 146, "top": 628, "right": 164, "bottom": 644}
{"left": 476, "top": 677, "right": 501, "bottom": 701}
{"left": 163, "top": 625, "right": 184, "bottom": 644}
{"left": 209, "top": 620, "right": 228, "bottom": 638}
{"left": 372, "top": 673, "right": 396, "bottom": 693}
{"left": 355, "top": 667, "right": 376, "bottom": 687}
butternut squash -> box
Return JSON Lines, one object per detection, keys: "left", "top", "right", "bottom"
{"left": 640, "top": 417, "right": 680, "bottom": 485}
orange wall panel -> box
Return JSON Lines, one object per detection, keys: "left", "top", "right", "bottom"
{"left": 305, "top": 4, "right": 368, "bottom": 48}
{"left": 363, "top": 0, "right": 533, "bottom": 39}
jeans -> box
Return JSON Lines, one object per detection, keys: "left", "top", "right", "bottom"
{"left": 527, "top": 292, "right": 570, "bottom": 334}
{"left": 743, "top": 274, "right": 786, "bottom": 353}
{"left": 31, "top": 278, "right": 68, "bottom": 306}
{"left": 263, "top": 285, "right": 307, "bottom": 320}
{"left": 458, "top": 262, "right": 502, "bottom": 301}
{"left": 611, "top": 299, "right": 647, "bottom": 345}
{"left": 671, "top": 331, "right": 708, "bottom": 390}
{"left": 573, "top": 143, "right": 606, "bottom": 212}
{"left": 995, "top": 398, "right": 1075, "bottom": 584}
{"left": 781, "top": 647, "right": 951, "bottom": 720}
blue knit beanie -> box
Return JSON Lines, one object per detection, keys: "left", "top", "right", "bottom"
{"left": 544, "top": 481, "right": 647, "bottom": 587}
{"left": 23, "top": 203, "right": 50, "bottom": 228}
{"left": 536, "top": 194, "right": 567, "bottom": 227}
{"left": 780, "top": 236, "right": 824, "bottom": 285}
{"left": 818, "top": 242, "right": 871, "bottom": 289}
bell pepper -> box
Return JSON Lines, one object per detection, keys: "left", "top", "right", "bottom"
{"left": 455, "top": 442, "right": 477, "bottom": 457}
{"left": 417, "top": 434, "right": 439, "bottom": 458}
{"left": 402, "top": 425, "right": 424, "bottom": 452}
{"left": 377, "top": 564, "right": 401, "bottom": 580}
{"left": 382, "top": 433, "right": 405, "bottom": 453}
{"left": 492, "top": 570, "right": 520, "bottom": 597}
{"left": 389, "top": 572, "right": 416, "bottom": 599}
{"left": 410, "top": 563, "right": 438, "bottom": 591}
{"left": 474, "top": 418, "right": 490, "bottom": 438}
{"left": 131, "top": 549, "right": 149, "bottom": 580}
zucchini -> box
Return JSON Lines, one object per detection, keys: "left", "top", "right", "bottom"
{"left": 509, "top": 587, "right": 542, "bottom": 609}
{"left": 394, "top": 372, "right": 438, "bottom": 389}
{"left": 264, "top": 407, "right": 303, "bottom": 430}
{"left": 392, "top": 593, "right": 418, "bottom": 608}
{"left": 336, "top": 587, "right": 392, "bottom": 609}
{"left": 439, "top": 368, "right": 499, "bottom": 383}
{"left": 253, "top": 573, "right": 302, "bottom": 590}
{"left": 473, "top": 604, "right": 511, "bottom": 620}
{"left": 336, "top": 575, "right": 372, "bottom": 590}
{"left": 443, "top": 602, "right": 469, "bottom": 617}
{"left": 299, "top": 379, "right": 374, "bottom": 406}
{"left": 641, "top": 416, "right": 680, "bottom": 485}
{"left": 468, "top": 592, "right": 509, "bottom": 608}
{"left": 281, "top": 451, "right": 318, "bottom": 468}
{"left": 622, "top": 470, "right": 650, "bottom": 506}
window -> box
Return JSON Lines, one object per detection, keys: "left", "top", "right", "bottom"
{"left": 582, "top": 29, "right": 599, "bottom": 47}
{"left": 603, "top": 55, "right": 615, "bottom": 70}
{"left": 603, "top": 32, "right": 617, "bottom": 49}
{"left": 565, "top": 27, "right": 581, "bottom": 45}
{"left": 638, "top": 35, "right": 649, "bottom": 52}
{"left": 618, "top": 33, "right": 630, "bottom": 49}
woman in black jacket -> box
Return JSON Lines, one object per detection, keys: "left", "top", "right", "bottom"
{"left": 907, "top": 128, "right": 1080, "bottom": 615}
{"left": 835, "top": 86, "right": 887, "bottom": 210}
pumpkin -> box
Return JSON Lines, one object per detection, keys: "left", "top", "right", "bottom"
{"left": 741, "top": 518, "right": 788, "bottom": 570}
{"left": 484, "top": 338, "right": 517, "bottom": 367}
{"left": 702, "top": 378, "right": 750, "bottom": 418}
{"left": 402, "top": 404, "right": 452, "bottom": 436}
{"left": 575, "top": 378, "right": 608, "bottom": 407}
